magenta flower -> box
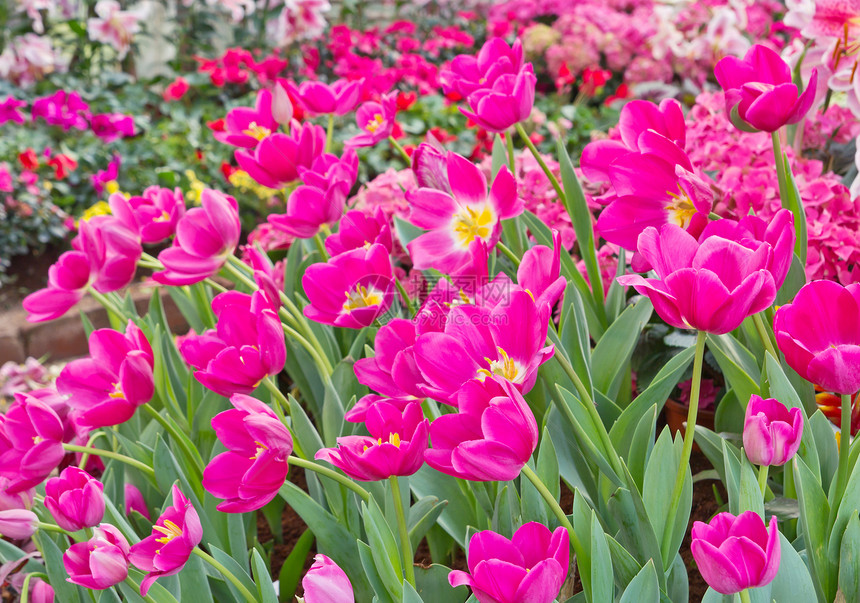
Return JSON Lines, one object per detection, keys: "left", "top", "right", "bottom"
{"left": 691, "top": 511, "right": 780, "bottom": 595}
{"left": 425, "top": 376, "right": 538, "bottom": 481}
{"left": 301, "top": 554, "right": 354, "bottom": 603}
{"left": 518, "top": 230, "right": 566, "bottom": 309}
{"left": 235, "top": 121, "right": 325, "bottom": 189}
{"left": 0, "top": 509, "right": 38, "bottom": 540}
{"left": 179, "top": 291, "right": 286, "bottom": 396}
{"left": 0, "top": 96, "right": 27, "bottom": 125}
{"left": 743, "top": 395, "right": 804, "bottom": 467}
{"left": 110, "top": 186, "right": 186, "bottom": 244}
{"left": 26, "top": 578, "right": 54, "bottom": 603}
{"left": 440, "top": 38, "right": 525, "bottom": 99}
{"left": 64, "top": 524, "right": 130, "bottom": 590}
{"left": 22, "top": 251, "right": 92, "bottom": 322}
{"left": 406, "top": 151, "right": 521, "bottom": 273}
{"left": 617, "top": 224, "right": 776, "bottom": 334}
{"left": 347, "top": 93, "right": 397, "bottom": 148}
{"left": 90, "top": 113, "right": 135, "bottom": 143}
{"left": 153, "top": 189, "right": 240, "bottom": 286}
{"left": 325, "top": 208, "right": 393, "bottom": 256}
{"left": 0, "top": 394, "right": 66, "bottom": 493}
{"left": 203, "top": 394, "right": 292, "bottom": 512}
{"left": 315, "top": 401, "right": 428, "bottom": 481}
{"left": 414, "top": 291, "right": 554, "bottom": 404}
{"left": 352, "top": 318, "right": 428, "bottom": 402}
{"left": 124, "top": 483, "right": 150, "bottom": 519}
{"left": 215, "top": 88, "right": 280, "bottom": 149}
{"left": 57, "top": 321, "right": 155, "bottom": 429}
{"left": 698, "top": 209, "right": 795, "bottom": 289}
{"left": 128, "top": 485, "right": 202, "bottom": 596}
{"left": 288, "top": 78, "right": 363, "bottom": 116}
{"left": 773, "top": 281, "right": 860, "bottom": 395}
{"left": 302, "top": 243, "right": 395, "bottom": 329}
{"left": 411, "top": 141, "right": 451, "bottom": 193}
{"left": 460, "top": 64, "right": 536, "bottom": 133}
{"left": 449, "top": 522, "right": 569, "bottom": 603}
{"left": 32, "top": 90, "right": 90, "bottom": 130}
{"left": 715, "top": 44, "right": 818, "bottom": 133}
{"left": 44, "top": 467, "right": 105, "bottom": 532}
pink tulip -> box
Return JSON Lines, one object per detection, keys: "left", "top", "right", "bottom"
{"left": 347, "top": 93, "right": 397, "bottom": 148}
{"left": 440, "top": 38, "right": 526, "bottom": 99}
{"left": 128, "top": 485, "right": 202, "bottom": 596}
{"left": 64, "top": 524, "right": 130, "bottom": 589}
{"left": 179, "top": 291, "right": 286, "bottom": 397}
{"left": 301, "top": 554, "right": 354, "bottom": 603}
{"left": 406, "top": 151, "right": 521, "bottom": 273}
{"left": 203, "top": 394, "right": 292, "bottom": 512}
{"left": 617, "top": 224, "right": 776, "bottom": 334}
{"left": 109, "top": 186, "right": 186, "bottom": 244}
{"left": 288, "top": 78, "right": 363, "bottom": 116}
{"left": 743, "top": 395, "right": 804, "bottom": 466}
{"left": 414, "top": 290, "right": 554, "bottom": 404}
{"left": 411, "top": 141, "right": 451, "bottom": 193}
{"left": 460, "top": 64, "right": 536, "bottom": 133}
{"left": 27, "top": 578, "right": 54, "bottom": 603}
{"left": 235, "top": 121, "right": 325, "bottom": 189}
{"left": 425, "top": 376, "right": 538, "bottom": 481}
{"left": 0, "top": 394, "right": 65, "bottom": 493}
{"left": 344, "top": 395, "right": 415, "bottom": 424}
{"left": 153, "top": 189, "right": 241, "bottom": 286}
{"left": 214, "top": 88, "right": 280, "bottom": 149}
{"left": 691, "top": 511, "right": 780, "bottom": 595}
{"left": 325, "top": 208, "right": 393, "bottom": 256}
{"left": 90, "top": 113, "right": 135, "bottom": 143}
{"left": 698, "top": 209, "right": 795, "bottom": 289}
{"left": 267, "top": 150, "right": 358, "bottom": 239}
{"left": 125, "top": 483, "right": 150, "bottom": 519}
{"left": 44, "top": 467, "right": 105, "bottom": 532}
{"left": 315, "top": 401, "right": 428, "bottom": 481}
{"left": 0, "top": 476, "right": 34, "bottom": 512}
{"left": 773, "top": 281, "right": 860, "bottom": 395}
{"left": 57, "top": 321, "right": 155, "bottom": 428}
{"left": 715, "top": 44, "right": 818, "bottom": 132}
{"left": 448, "top": 522, "right": 569, "bottom": 603}
{"left": 0, "top": 509, "right": 38, "bottom": 540}
{"left": 302, "top": 243, "right": 395, "bottom": 329}
{"left": 517, "top": 230, "right": 566, "bottom": 309}
{"left": 352, "top": 318, "right": 428, "bottom": 402}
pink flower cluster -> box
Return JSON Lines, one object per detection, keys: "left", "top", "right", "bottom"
{"left": 0, "top": 33, "right": 67, "bottom": 87}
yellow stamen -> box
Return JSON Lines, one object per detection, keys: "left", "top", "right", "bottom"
{"left": 365, "top": 114, "right": 384, "bottom": 133}
{"left": 451, "top": 205, "right": 495, "bottom": 248}
{"left": 343, "top": 285, "right": 383, "bottom": 312}
{"left": 476, "top": 347, "right": 521, "bottom": 382}
{"left": 242, "top": 122, "right": 272, "bottom": 141}
{"left": 664, "top": 183, "right": 697, "bottom": 229}
{"left": 250, "top": 441, "right": 268, "bottom": 460}
{"left": 108, "top": 382, "right": 124, "bottom": 400}
{"left": 153, "top": 520, "right": 183, "bottom": 547}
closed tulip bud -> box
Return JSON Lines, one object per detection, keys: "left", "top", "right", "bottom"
{"left": 271, "top": 82, "right": 293, "bottom": 127}
{"left": 0, "top": 509, "right": 38, "bottom": 539}
{"left": 743, "top": 395, "right": 804, "bottom": 466}
{"left": 44, "top": 467, "right": 105, "bottom": 532}
{"left": 64, "top": 524, "right": 130, "bottom": 590}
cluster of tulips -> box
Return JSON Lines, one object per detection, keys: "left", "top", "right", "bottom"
{"left": 2, "top": 31, "right": 859, "bottom": 603}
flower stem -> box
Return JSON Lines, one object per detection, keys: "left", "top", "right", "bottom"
{"left": 834, "top": 393, "right": 854, "bottom": 505}
{"left": 389, "top": 476, "right": 416, "bottom": 587}
{"left": 394, "top": 277, "right": 415, "bottom": 315}
{"left": 505, "top": 130, "right": 515, "bottom": 170}
{"left": 325, "top": 113, "right": 335, "bottom": 153}
{"left": 388, "top": 136, "right": 411, "bottom": 164}
{"left": 192, "top": 548, "right": 258, "bottom": 603}
{"left": 89, "top": 289, "right": 127, "bottom": 320}
{"left": 520, "top": 465, "right": 585, "bottom": 560}
{"left": 739, "top": 589, "right": 753, "bottom": 603}
{"left": 752, "top": 312, "right": 779, "bottom": 359}
{"left": 288, "top": 455, "right": 370, "bottom": 502}
{"left": 771, "top": 131, "right": 789, "bottom": 210}
{"left": 496, "top": 241, "right": 521, "bottom": 267}
{"left": 36, "top": 522, "right": 74, "bottom": 537}
{"left": 77, "top": 431, "right": 108, "bottom": 470}
{"left": 142, "top": 404, "right": 205, "bottom": 475}
{"left": 757, "top": 464, "right": 769, "bottom": 497}
{"left": 62, "top": 443, "right": 155, "bottom": 480}
{"left": 660, "top": 330, "right": 707, "bottom": 561}
{"left": 515, "top": 123, "right": 565, "bottom": 203}
{"left": 124, "top": 577, "right": 159, "bottom": 603}
{"left": 313, "top": 232, "right": 329, "bottom": 261}
{"left": 20, "top": 573, "right": 50, "bottom": 603}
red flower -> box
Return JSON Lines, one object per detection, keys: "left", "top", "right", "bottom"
{"left": 163, "top": 77, "right": 189, "bottom": 102}
{"left": 47, "top": 154, "right": 78, "bottom": 179}
{"left": 396, "top": 91, "right": 417, "bottom": 111}
{"left": 605, "top": 83, "right": 632, "bottom": 105}
{"left": 18, "top": 148, "right": 39, "bottom": 170}
{"left": 206, "top": 118, "right": 225, "bottom": 133}
{"left": 580, "top": 67, "right": 612, "bottom": 97}
{"left": 220, "top": 161, "right": 237, "bottom": 181}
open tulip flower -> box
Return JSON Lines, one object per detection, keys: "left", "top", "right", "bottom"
{"left": 44, "top": 467, "right": 105, "bottom": 532}
{"left": 743, "top": 395, "right": 804, "bottom": 467}
{"left": 618, "top": 224, "right": 776, "bottom": 334}
{"left": 179, "top": 291, "right": 286, "bottom": 396}
{"left": 425, "top": 376, "right": 539, "bottom": 481}
{"left": 214, "top": 87, "right": 280, "bottom": 149}
{"left": 460, "top": 63, "right": 537, "bottom": 133}
{"left": 108, "top": 186, "right": 186, "bottom": 244}
{"left": 315, "top": 400, "right": 428, "bottom": 481}
{"left": 203, "top": 394, "right": 293, "bottom": 512}
{"left": 325, "top": 208, "right": 393, "bottom": 257}
{"left": 235, "top": 120, "right": 326, "bottom": 189}
{"left": 774, "top": 280, "right": 860, "bottom": 395}
{"left": 128, "top": 485, "right": 202, "bottom": 596}
{"left": 0, "top": 394, "right": 66, "bottom": 492}
{"left": 57, "top": 321, "right": 155, "bottom": 429}
{"left": 441, "top": 38, "right": 526, "bottom": 99}
{"left": 348, "top": 92, "right": 398, "bottom": 148}
{"left": 691, "top": 511, "right": 780, "bottom": 595}
{"left": 64, "top": 524, "right": 130, "bottom": 590}
{"left": 449, "top": 522, "right": 569, "bottom": 603}
{"left": 288, "top": 78, "right": 363, "bottom": 116}
{"left": 715, "top": 44, "right": 818, "bottom": 132}
{"left": 406, "top": 150, "right": 521, "bottom": 273}
{"left": 302, "top": 243, "right": 395, "bottom": 329}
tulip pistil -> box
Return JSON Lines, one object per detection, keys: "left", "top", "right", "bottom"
{"left": 452, "top": 205, "right": 494, "bottom": 248}
{"left": 477, "top": 347, "right": 522, "bottom": 382}
{"left": 665, "top": 184, "right": 697, "bottom": 229}
{"left": 365, "top": 114, "right": 385, "bottom": 133}
{"left": 343, "top": 285, "right": 384, "bottom": 312}
{"left": 153, "top": 519, "right": 183, "bottom": 550}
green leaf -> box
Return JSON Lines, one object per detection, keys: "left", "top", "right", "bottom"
{"left": 643, "top": 430, "right": 691, "bottom": 568}
{"left": 251, "top": 548, "right": 278, "bottom": 603}
{"left": 415, "top": 564, "right": 469, "bottom": 602}
{"left": 32, "top": 533, "right": 84, "bottom": 603}
{"left": 555, "top": 386, "right": 622, "bottom": 487}
{"left": 706, "top": 333, "right": 761, "bottom": 405}
{"left": 838, "top": 514, "right": 860, "bottom": 603}
{"left": 591, "top": 298, "right": 653, "bottom": 399}
{"left": 393, "top": 215, "right": 425, "bottom": 248}
{"left": 357, "top": 541, "right": 396, "bottom": 603}
{"left": 619, "top": 559, "right": 659, "bottom": 603}
{"left": 402, "top": 580, "right": 424, "bottom": 603}
{"left": 410, "top": 466, "right": 480, "bottom": 547}
{"left": 362, "top": 498, "right": 404, "bottom": 600}
{"left": 558, "top": 284, "right": 594, "bottom": 399}
{"left": 178, "top": 551, "right": 213, "bottom": 603}
{"left": 408, "top": 497, "right": 448, "bottom": 551}
{"left": 209, "top": 545, "right": 257, "bottom": 602}
{"left": 794, "top": 456, "right": 836, "bottom": 601}
{"left": 589, "top": 512, "right": 614, "bottom": 603}
{"left": 278, "top": 529, "right": 314, "bottom": 601}
{"left": 776, "top": 254, "right": 806, "bottom": 305}
{"left": 770, "top": 532, "right": 820, "bottom": 602}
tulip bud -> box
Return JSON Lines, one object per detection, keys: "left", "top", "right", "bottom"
{"left": 63, "top": 524, "right": 130, "bottom": 590}
{"left": 300, "top": 554, "right": 354, "bottom": 603}
{"left": 743, "top": 395, "right": 804, "bottom": 466}
{"left": 44, "top": 467, "right": 105, "bottom": 532}
{"left": 28, "top": 578, "right": 55, "bottom": 603}
{"left": 124, "top": 484, "right": 150, "bottom": 520}
{"left": 0, "top": 509, "right": 38, "bottom": 539}
{"left": 271, "top": 82, "right": 293, "bottom": 127}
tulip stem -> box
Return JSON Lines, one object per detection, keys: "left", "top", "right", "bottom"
{"left": 738, "top": 589, "right": 752, "bottom": 603}
{"left": 36, "top": 522, "right": 74, "bottom": 537}
{"left": 192, "top": 548, "right": 258, "bottom": 603}
{"left": 752, "top": 312, "right": 779, "bottom": 359}
{"left": 313, "top": 233, "right": 329, "bottom": 261}
{"left": 388, "top": 136, "right": 411, "bottom": 164}
{"left": 123, "top": 577, "right": 159, "bottom": 603}
{"left": 496, "top": 241, "right": 521, "bottom": 267}
{"left": 757, "top": 464, "right": 769, "bottom": 497}
{"left": 771, "top": 131, "right": 790, "bottom": 213}
{"left": 19, "top": 572, "right": 49, "bottom": 603}
{"left": 520, "top": 465, "right": 586, "bottom": 561}
{"left": 505, "top": 130, "right": 515, "bottom": 170}
{"left": 389, "top": 476, "right": 416, "bottom": 587}
{"left": 142, "top": 404, "right": 206, "bottom": 475}
{"left": 325, "top": 113, "right": 335, "bottom": 153}
{"left": 834, "top": 393, "right": 854, "bottom": 506}
{"left": 660, "top": 330, "right": 707, "bottom": 562}
{"left": 89, "top": 289, "right": 127, "bottom": 320}
{"left": 394, "top": 277, "right": 415, "bottom": 315}
{"left": 77, "top": 431, "right": 108, "bottom": 470}
{"left": 515, "top": 123, "right": 565, "bottom": 204}
{"left": 62, "top": 443, "right": 156, "bottom": 479}
{"left": 288, "top": 455, "right": 370, "bottom": 502}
